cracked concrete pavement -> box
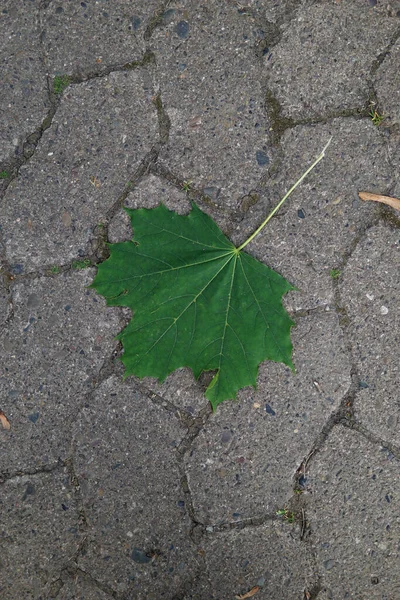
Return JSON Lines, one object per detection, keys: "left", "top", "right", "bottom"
{"left": 1, "top": 1, "right": 399, "bottom": 598}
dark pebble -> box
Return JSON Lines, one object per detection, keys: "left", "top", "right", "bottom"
{"left": 385, "top": 494, "right": 391, "bottom": 503}
{"left": 178, "top": 63, "right": 187, "bottom": 72}
{"left": 262, "top": 46, "right": 270, "bottom": 55}
{"left": 203, "top": 186, "right": 220, "bottom": 200}
{"left": 162, "top": 8, "right": 176, "bottom": 24}
{"left": 323, "top": 559, "right": 334, "bottom": 570}
{"left": 61, "top": 503, "right": 69, "bottom": 510}
{"left": 297, "top": 208, "right": 305, "bottom": 219}
{"left": 55, "top": 6, "right": 64, "bottom": 14}
{"left": 221, "top": 429, "right": 232, "bottom": 443}
{"left": 28, "top": 412, "right": 40, "bottom": 424}
{"left": 11, "top": 264, "right": 24, "bottom": 275}
{"left": 298, "top": 474, "right": 307, "bottom": 487}
{"left": 177, "top": 500, "right": 185, "bottom": 507}
{"left": 359, "top": 381, "right": 369, "bottom": 389}
{"left": 176, "top": 20, "right": 190, "bottom": 39}
{"left": 131, "top": 547, "right": 152, "bottom": 564}
{"left": 256, "top": 150, "right": 269, "bottom": 166}
{"left": 64, "top": 304, "right": 71, "bottom": 311}
{"left": 265, "top": 403, "right": 276, "bottom": 416}
{"left": 369, "top": 0, "right": 377, "bottom": 5}
{"left": 22, "top": 482, "right": 35, "bottom": 501}
{"left": 131, "top": 16, "right": 141, "bottom": 30}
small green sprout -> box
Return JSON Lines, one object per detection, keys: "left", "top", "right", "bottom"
{"left": 53, "top": 75, "right": 71, "bottom": 95}
{"left": 50, "top": 265, "right": 60, "bottom": 274}
{"left": 72, "top": 259, "right": 91, "bottom": 270}
{"left": 369, "top": 108, "right": 384, "bottom": 126}
{"left": 276, "top": 508, "right": 295, "bottom": 523}
{"left": 330, "top": 268, "right": 341, "bottom": 279}
{"left": 182, "top": 180, "right": 192, "bottom": 192}
{"left": 0, "top": 170, "right": 9, "bottom": 179}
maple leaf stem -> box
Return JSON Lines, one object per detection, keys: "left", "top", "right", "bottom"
{"left": 236, "top": 137, "right": 332, "bottom": 252}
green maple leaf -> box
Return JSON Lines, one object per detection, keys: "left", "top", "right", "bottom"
{"left": 90, "top": 141, "right": 330, "bottom": 410}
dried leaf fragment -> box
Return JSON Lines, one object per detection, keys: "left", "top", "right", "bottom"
{"left": 0, "top": 410, "right": 11, "bottom": 430}
{"left": 359, "top": 192, "right": 400, "bottom": 212}
{"left": 235, "top": 586, "right": 260, "bottom": 599}
{"left": 90, "top": 176, "right": 101, "bottom": 188}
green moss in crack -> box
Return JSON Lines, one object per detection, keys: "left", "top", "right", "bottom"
{"left": 240, "top": 192, "right": 260, "bottom": 212}
{"left": 72, "top": 259, "right": 91, "bottom": 270}
{"left": 379, "top": 204, "right": 400, "bottom": 229}
{"left": 53, "top": 75, "right": 71, "bottom": 95}
{"left": 265, "top": 90, "right": 295, "bottom": 144}
{"left": 276, "top": 508, "right": 295, "bottom": 523}
{"left": 0, "top": 170, "right": 9, "bottom": 179}
{"left": 330, "top": 268, "right": 341, "bottom": 279}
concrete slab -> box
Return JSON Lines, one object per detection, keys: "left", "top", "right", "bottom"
{"left": 265, "top": 3, "right": 397, "bottom": 119}
{"left": 184, "top": 522, "right": 316, "bottom": 599}
{"left": 55, "top": 573, "right": 113, "bottom": 600}
{"left": 388, "top": 127, "right": 400, "bottom": 198}
{"left": 185, "top": 312, "right": 351, "bottom": 525}
{"left": 0, "top": 468, "right": 81, "bottom": 598}
{"left": 42, "top": 0, "right": 160, "bottom": 76}
{"left": 1, "top": 70, "right": 157, "bottom": 273}
{"left": 340, "top": 225, "right": 400, "bottom": 446}
{"left": 152, "top": 1, "right": 272, "bottom": 206}
{"left": 375, "top": 40, "right": 400, "bottom": 126}
{"left": 0, "top": 278, "right": 11, "bottom": 324}
{"left": 109, "top": 174, "right": 191, "bottom": 243}
{"left": 0, "top": 0, "right": 49, "bottom": 162}
{"left": 307, "top": 425, "right": 400, "bottom": 599}
{"left": 74, "top": 376, "right": 198, "bottom": 598}
{"left": 0, "top": 270, "right": 120, "bottom": 474}
{"left": 233, "top": 118, "right": 393, "bottom": 311}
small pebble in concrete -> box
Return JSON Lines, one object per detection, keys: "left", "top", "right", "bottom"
{"left": 176, "top": 20, "right": 190, "bottom": 39}
{"left": 131, "top": 547, "right": 152, "bottom": 564}
{"left": 131, "top": 16, "right": 141, "bottom": 30}
{"left": 256, "top": 150, "right": 269, "bottom": 166}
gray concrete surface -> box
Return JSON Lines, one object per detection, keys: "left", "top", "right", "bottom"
{"left": 0, "top": 1, "right": 399, "bottom": 599}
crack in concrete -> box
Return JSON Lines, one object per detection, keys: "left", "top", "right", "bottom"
{"left": 63, "top": 442, "right": 90, "bottom": 564}
{"left": 0, "top": 458, "right": 64, "bottom": 485}
{"left": 143, "top": 0, "right": 174, "bottom": 42}
{"left": 343, "top": 421, "right": 400, "bottom": 461}
{"left": 51, "top": 566, "right": 118, "bottom": 599}
{"left": 0, "top": 51, "right": 156, "bottom": 202}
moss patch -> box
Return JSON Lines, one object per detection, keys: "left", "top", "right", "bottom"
{"left": 53, "top": 75, "right": 71, "bottom": 95}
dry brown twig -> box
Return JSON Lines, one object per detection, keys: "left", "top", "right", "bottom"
{"left": 358, "top": 191, "right": 400, "bottom": 212}
{"left": 235, "top": 586, "right": 260, "bottom": 599}
{"left": 0, "top": 410, "right": 11, "bottom": 430}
